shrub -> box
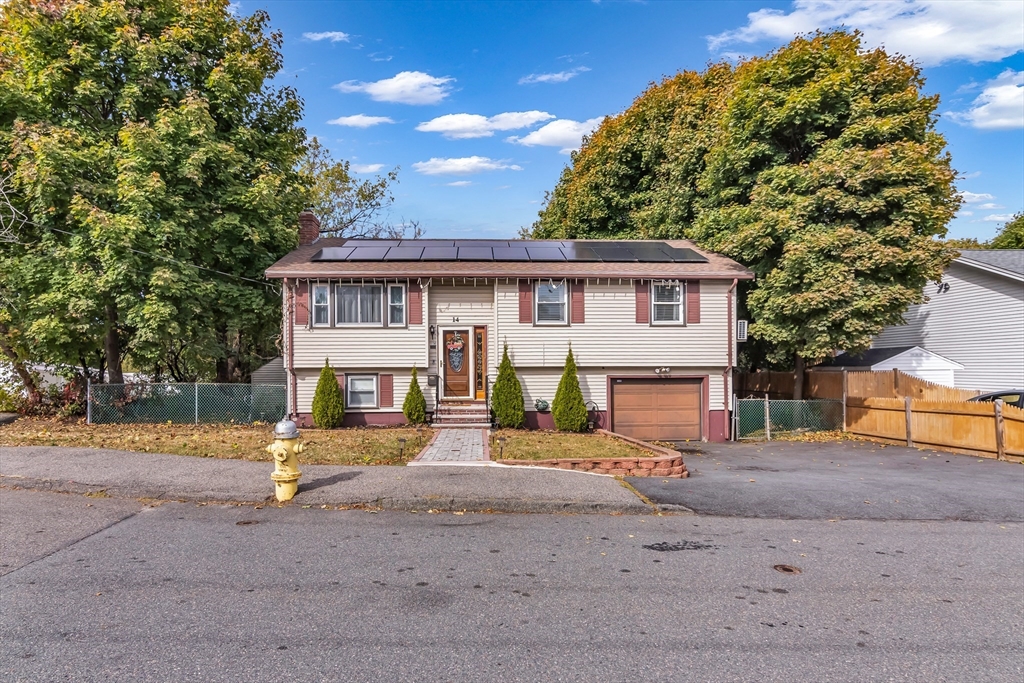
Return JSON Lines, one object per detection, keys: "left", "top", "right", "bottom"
{"left": 491, "top": 342, "right": 525, "bottom": 428}
{"left": 552, "top": 346, "right": 588, "bottom": 432}
{"left": 403, "top": 367, "right": 427, "bottom": 424}
{"left": 311, "top": 358, "right": 344, "bottom": 428}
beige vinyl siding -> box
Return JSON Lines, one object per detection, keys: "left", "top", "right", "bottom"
{"left": 516, "top": 367, "right": 725, "bottom": 414}
{"left": 296, "top": 368, "right": 415, "bottom": 413}
{"left": 873, "top": 262, "right": 1024, "bottom": 391}
{"left": 497, "top": 280, "right": 729, "bottom": 368}
{"left": 427, "top": 283, "right": 499, "bottom": 382}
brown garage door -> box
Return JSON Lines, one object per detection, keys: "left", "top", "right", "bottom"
{"left": 611, "top": 378, "right": 702, "bottom": 441}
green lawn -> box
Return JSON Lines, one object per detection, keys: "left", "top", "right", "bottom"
{"left": 490, "top": 429, "right": 660, "bottom": 460}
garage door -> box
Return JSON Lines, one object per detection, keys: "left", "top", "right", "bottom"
{"left": 611, "top": 378, "right": 702, "bottom": 441}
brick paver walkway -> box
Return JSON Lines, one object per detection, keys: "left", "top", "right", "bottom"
{"left": 412, "top": 428, "right": 488, "bottom": 464}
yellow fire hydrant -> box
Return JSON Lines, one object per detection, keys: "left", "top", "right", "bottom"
{"left": 267, "top": 418, "right": 303, "bottom": 502}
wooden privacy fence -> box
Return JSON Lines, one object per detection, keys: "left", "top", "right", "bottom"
{"left": 846, "top": 397, "right": 1024, "bottom": 460}
{"left": 737, "top": 368, "right": 980, "bottom": 402}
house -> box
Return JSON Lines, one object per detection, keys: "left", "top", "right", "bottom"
{"left": 264, "top": 212, "right": 753, "bottom": 442}
{"left": 817, "top": 346, "right": 964, "bottom": 387}
{"left": 871, "top": 250, "right": 1024, "bottom": 391}
{"left": 250, "top": 357, "right": 286, "bottom": 385}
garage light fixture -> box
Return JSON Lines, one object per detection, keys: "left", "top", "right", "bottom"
{"left": 654, "top": 367, "right": 672, "bottom": 375}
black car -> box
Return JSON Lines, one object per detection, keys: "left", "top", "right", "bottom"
{"left": 968, "top": 390, "right": 1024, "bottom": 409}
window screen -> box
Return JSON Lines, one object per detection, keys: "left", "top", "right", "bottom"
{"left": 652, "top": 283, "right": 682, "bottom": 323}
{"left": 312, "top": 284, "right": 330, "bottom": 326}
{"left": 389, "top": 285, "right": 405, "bottom": 326}
{"left": 536, "top": 281, "right": 567, "bottom": 324}
{"left": 337, "top": 285, "right": 383, "bottom": 324}
{"left": 347, "top": 375, "right": 377, "bottom": 408}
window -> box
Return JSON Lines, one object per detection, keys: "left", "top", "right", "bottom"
{"left": 652, "top": 282, "right": 683, "bottom": 324}
{"left": 388, "top": 284, "right": 406, "bottom": 326}
{"left": 312, "top": 284, "right": 330, "bottom": 326}
{"left": 346, "top": 374, "right": 378, "bottom": 408}
{"left": 535, "top": 280, "right": 567, "bottom": 324}
{"left": 337, "top": 284, "right": 382, "bottom": 325}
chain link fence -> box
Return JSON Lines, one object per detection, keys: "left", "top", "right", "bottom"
{"left": 87, "top": 383, "right": 286, "bottom": 425}
{"left": 735, "top": 398, "right": 843, "bottom": 440}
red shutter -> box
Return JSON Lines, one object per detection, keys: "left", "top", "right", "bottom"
{"left": 570, "top": 281, "right": 585, "bottom": 324}
{"left": 379, "top": 374, "right": 394, "bottom": 407}
{"left": 408, "top": 282, "right": 422, "bottom": 325}
{"left": 294, "top": 281, "right": 309, "bottom": 326}
{"left": 335, "top": 372, "right": 345, "bottom": 402}
{"left": 518, "top": 280, "right": 533, "bottom": 324}
{"left": 686, "top": 280, "right": 701, "bottom": 324}
{"left": 635, "top": 281, "right": 649, "bottom": 324}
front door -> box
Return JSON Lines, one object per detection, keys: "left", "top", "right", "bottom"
{"left": 442, "top": 329, "right": 471, "bottom": 398}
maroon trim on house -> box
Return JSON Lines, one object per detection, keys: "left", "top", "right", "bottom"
{"left": 634, "top": 281, "right": 649, "bottom": 324}
{"left": 380, "top": 373, "right": 394, "bottom": 407}
{"left": 524, "top": 410, "right": 608, "bottom": 431}
{"left": 294, "top": 281, "right": 309, "bottom": 326}
{"left": 605, "top": 373, "right": 710, "bottom": 442}
{"left": 570, "top": 281, "right": 585, "bottom": 324}
{"left": 335, "top": 372, "right": 344, "bottom": 393}
{"left": 686, "top": 280, "right": 701, "bottom": 324}
{"left": 518, "top": 279, "right": 533, "bottom": 324}
{"left": 293, "top": 412, "right": 408, "bottom": 429}
{"left": 408, "top": 282, "right": 423, "bottom": 325}
{"left": 708, "top": 409, "right": 727, "bottom": 442}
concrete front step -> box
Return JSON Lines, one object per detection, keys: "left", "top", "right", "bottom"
{"left": 431, "top": 422, "right": 493, "bottom": 429}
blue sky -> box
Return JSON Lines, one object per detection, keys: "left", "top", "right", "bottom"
{"left": 244, "top": 0, "right": 1024, "bottom": 241}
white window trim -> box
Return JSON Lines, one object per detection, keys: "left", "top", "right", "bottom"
{"left": 650, "top": 280, "right": 685, "bottom": 326}
{"left": 346, "top": 374, "right": 378, "bottom": 409}
{"left": 387, "top": 283, "right": 407, "bottom": 328}
{"left": 335, "top": 283, "right": 384, "bottom": 327}
{"left": 311, "top": 283, "right": 331, "bottom": 327}
{"left": 534, "top": 279, "right": 569, "bottom": 326}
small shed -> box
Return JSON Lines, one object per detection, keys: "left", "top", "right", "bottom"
{"left": 251, "top": 357, "right": 286, "bottom": 385}
{"left": 820, "top": 346, "right": 964, "bottom": 387}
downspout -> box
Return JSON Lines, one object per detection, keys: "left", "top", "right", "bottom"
{"left": 286, "top": 278, "right": 297, "bottom": 418}
{"left": 724, "top": 278, "right": 738, "bottom": 440}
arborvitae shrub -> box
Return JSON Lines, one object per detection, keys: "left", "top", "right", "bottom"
{"left": 403, "top": 367, "right": 427, "bottom": 424}
{"left": 491, "top": 342, "right": 525, "bottom": 428}
{"left": 311, "top": 358, "right": 344, "bottom": 428}
{"left": 552, "top": 346, "right": 588, "bottom": 432}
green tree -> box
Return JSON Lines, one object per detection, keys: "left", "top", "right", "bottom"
{"left": 551, "top": 346, "right": 587, "bottom": 432}
{"left": 532, "top": 31, "right": 959, "bottom": 397}
{"left": 0, "top": 0, "right": 305, "bottom": 386}
{"left": 402, "top": 366, "right": 427, "bottom": 425}
{"left": 990, "top": 212, "right": 1024, "bottom": 249}
{"left": 490, "top": 341, "right": 525, "bottom": 429}
{"left": 311, "top": 358, "right": 344, "bottom": 429}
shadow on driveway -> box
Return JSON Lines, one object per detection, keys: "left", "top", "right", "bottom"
{"left": 628, "top": 440, "right": 1024, "bottom": 521}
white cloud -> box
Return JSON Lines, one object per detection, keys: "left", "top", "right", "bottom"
{"left": 707, "top": 1, "right": 1024, "bottom": 66}
{"left": 983, "top": 213, "right": 1016, "bottom": 222}
{"left": 335, "top": 71, "right": 454, "bottom": 105}
{"left": 446, "top": 181, "right": 473, "bottom": 187}
{"left": 412, "top": 156, "right": 523, "bottom": 176}
{"left": 350, "top": 164, "right": 385, "bottom": 174}
{"left": 507, "top": 117, "right": 604, "bottom": 154}
{"left": 518, "top": 67, "right": 591, "bottom": 85}
{"left": 369, "top": 52, "right": 393, "bottom": 62}
{"left": 960, "top": 191, "right": 996, "bottom": 203}
{"left": 948, "top": 69, "right": 1024, "bottom": 130}
{"left": 976, "top": 203, "right": 1005, "bottom": 210}
{"left": 416, "top": 111, "right": 554, "bottom": 139}
{"left": 303, "top": 31, "right": 351, "bottom": 43}
{"left": 326, "top": 114, "right": 396, "bottom": 128}
{"left": 959, "top": 211, "right": 974, "bottom": 216}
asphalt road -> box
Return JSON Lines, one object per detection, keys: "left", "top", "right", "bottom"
{"left": 629, "top": 441, "right": 1024, "bottom": 521}
{"left": 2, "top": 489, "right": 1022, "bottom": 682}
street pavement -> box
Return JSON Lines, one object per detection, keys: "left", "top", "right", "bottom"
{"left": 1, "top": 490, "right": 1022, "bottom": 682}
{"left": 629, "top": 440, "right": 1024, "bottom": 521}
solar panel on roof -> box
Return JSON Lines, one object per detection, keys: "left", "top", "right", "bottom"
{"left": 493, "top": 247, "right": 530, "bottom": 261}
{"left": 591, "top": 247, "right": 637, "bottom": 262}
{"left": 311, "top": 247, "right": 355, "bottom": 261}
{"left": 526, "top": 247, "right": 565, "bottom": 261}
{"left": 665, "top": 247, "right": 708, "bottom": 263}
{"left": 399, "top": 239, "right": 454, "bottom": 247}
{"left": 624, "top": 245, "right": 673, "bottom": 262}
{"left": 458, "top": 240, "right": 510, "bottom": 247}
{"left": 421, "top": 246, "right": 459, "bottom": 260}
{"left": 383, "top": 247, "right": 424, "bottom": 261}
{"left": 559, "top": 245, "right": 602, "bottom": 261}
{"left": 344, "top": 239, "right": 401, "bottom": 247}
{"left": 516, "top": 241, "right": 565, "bottom": 248}
{"left": 346, "top": 246, "right": 391, "bottom": 261}
{"left": 457, "top": 247, "right": 494, "bottom": 260}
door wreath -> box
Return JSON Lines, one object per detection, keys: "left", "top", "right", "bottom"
{"left": 446, "top": 332, "right": 465, "bottom": 372}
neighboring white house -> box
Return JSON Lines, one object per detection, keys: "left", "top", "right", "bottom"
{"left": 871, "top": 250, "right": 1024, "bottom": 392}
{"left": 251, "top": 357, "right": 286, "bottom": 385}
{"left": 265, "top": 212, "right": 754, "bottom": 442}
{"left": 819, "top": 346, "right": 964, "bottom": 387}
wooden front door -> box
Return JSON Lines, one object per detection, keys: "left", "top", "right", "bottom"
{"left": 442, "top": 330, "right": 471, "bottom": 398}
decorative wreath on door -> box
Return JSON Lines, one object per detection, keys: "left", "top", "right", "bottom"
{"left": 446, "top": 332, "right": 465, "bottom": 372}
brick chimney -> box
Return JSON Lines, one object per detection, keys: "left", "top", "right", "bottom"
{"left": 298, "top": 210, "right": 321, "bottom": 246}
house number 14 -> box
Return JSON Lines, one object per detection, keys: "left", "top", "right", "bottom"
{"left": 452, "top": 317, "right": 460, "bottom": 322}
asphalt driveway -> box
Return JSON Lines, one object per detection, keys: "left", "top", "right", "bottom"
{"left": 628, "top": 440, "right": 1024, "bottom": 522}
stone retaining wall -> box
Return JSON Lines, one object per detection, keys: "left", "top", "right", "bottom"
{"left": 494, "top": 429, "right": 689, "bottom": 478}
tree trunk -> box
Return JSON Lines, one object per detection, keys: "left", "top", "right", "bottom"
{"left": 0, "top": 322, "right": 41, "bottom": 406}
{"left": 104, "top": 304, "right": 124, "bottom": 384}
{"left": 793, "top": 354, "right": 805, "bottom": 400}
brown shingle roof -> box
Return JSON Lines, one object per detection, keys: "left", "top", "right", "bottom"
{"left": 265, "top": 238, "right": 754, "bottom": 280}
